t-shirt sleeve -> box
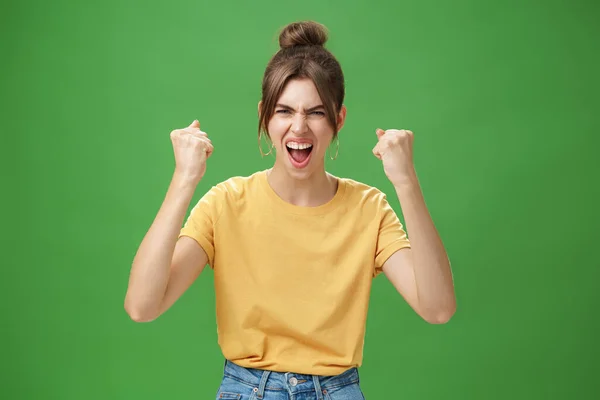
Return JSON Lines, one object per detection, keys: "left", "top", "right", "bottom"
{"left": 374, "top": 193, "right": 411, "bottom": 277}
{"left": 178, "top": 184, "right": 224, "bottom": 268}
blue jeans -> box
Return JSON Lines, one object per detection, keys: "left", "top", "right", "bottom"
{"left": 216, "top": 359, "right": 366, "bottom": 399}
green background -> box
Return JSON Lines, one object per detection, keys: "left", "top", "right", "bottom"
{"left": 2, "top": 0, "right": 599, "bottom": 398}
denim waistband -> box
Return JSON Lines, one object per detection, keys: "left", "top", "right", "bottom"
{"left": 222, "top": 359, "right": 360, "bottom": 398}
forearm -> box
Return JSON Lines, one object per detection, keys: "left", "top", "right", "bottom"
{"left": 394, "top": 171, "right": 456, "bottom": 321}
{"left": 124, "top": 172, "right": 198, "bottom": 319}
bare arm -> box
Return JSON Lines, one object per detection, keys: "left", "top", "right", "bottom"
{"left": 124, "top": 172, "right": 208, "bottom": 322}
{"left": 382, "top": 172, "right": 456, "bottom": 324}
{"left": 372, "top": 128, "right": 455, "bottom": 323}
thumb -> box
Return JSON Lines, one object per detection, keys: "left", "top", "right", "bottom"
{"left": 376, "top": 128, "right": 385, "bottom": 139}
{"left": 189, "top": 119, "right": 200, "bottom": 129}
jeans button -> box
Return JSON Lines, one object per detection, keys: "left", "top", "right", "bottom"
{"left": 289, "top": 377, "right": 298, "bottom": 386}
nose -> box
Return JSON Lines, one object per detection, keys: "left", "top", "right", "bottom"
{"left": 291, "top": 113, "right": 309, "bottom": 135}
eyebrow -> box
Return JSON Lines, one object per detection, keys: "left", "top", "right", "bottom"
{"left": 275, "top": 103, "right": 325, "bottom": 112}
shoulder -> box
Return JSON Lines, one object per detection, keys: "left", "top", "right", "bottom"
{"left": 207, "top": 170, "right": 266, "bottom": 200}
{"left": 338, "top": 176, "right": 388, "bottom": 205}
{"left": 192, "top": 171, "right": 265, "bottom": 219}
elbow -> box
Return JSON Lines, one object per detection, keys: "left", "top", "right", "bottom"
{"left": 124, "top": 298, "right": 159, "bottom": 323}
{"left": 424, "top": 311, "right": 454, "bottom": 324}
{"left": 422, "top": 303, "right": 456, "bottom": 325}
{"left": 126, "top": 310, "right": 156, "bottom": 323}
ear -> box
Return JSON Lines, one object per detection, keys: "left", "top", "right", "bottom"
{"left": 258, "top": 100, "right": 262, "bottom": 118}
{"left": 336, "top": 104, "right": 347, "bottom": 132}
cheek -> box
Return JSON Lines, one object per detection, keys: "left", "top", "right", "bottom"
{"left": 267, "top": 119, "right": 288, "bottom": 140}
{"left": 313, "top": 125, "right": 335, "bottom": 148}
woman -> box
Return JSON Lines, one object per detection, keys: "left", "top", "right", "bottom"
{"left": 125, "top": 20, "right": 456, "bottom": 399}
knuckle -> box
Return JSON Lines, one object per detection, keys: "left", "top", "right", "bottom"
{"left": 191, "top": 130, "right": 207, "bottom": 138}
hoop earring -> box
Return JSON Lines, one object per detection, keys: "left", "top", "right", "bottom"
{"left": 258, "top": 131, "right": 274, "bottom": 157}
{"left": 328, "top": 136, "right": 339, "bottom": 160}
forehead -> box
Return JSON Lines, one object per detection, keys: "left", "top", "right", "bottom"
{"left": 277, "top": 78, "right": 322, "bottom": 106}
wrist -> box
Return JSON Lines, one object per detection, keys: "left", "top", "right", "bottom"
{"left": 392, "top": 169, "right": 419, "bottom": 190}
{"left": 171, "top": 171, "right": 201, "bottom": 191}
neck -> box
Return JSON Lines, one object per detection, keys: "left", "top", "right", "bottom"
{"left": 266, "top": 163, "right": 338, "bottom": 207}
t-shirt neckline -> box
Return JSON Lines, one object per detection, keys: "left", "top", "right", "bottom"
{"left": 258, "top": 169, "right": 346, "bottom": 216}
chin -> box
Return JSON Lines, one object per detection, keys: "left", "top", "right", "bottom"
{"left": 286, "top": 166, "right": 316, "bottom": 180}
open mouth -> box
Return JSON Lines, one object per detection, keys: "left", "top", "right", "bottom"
{"left": 286, "top": 141, "right": 313, "bottom": 169}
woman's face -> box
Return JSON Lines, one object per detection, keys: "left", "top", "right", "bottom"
{"left": 260, "top": 78, "right": 346, "bottom": 179}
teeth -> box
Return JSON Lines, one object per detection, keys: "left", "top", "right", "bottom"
{"left": 286, "top": 142, "right": 313, "bottom": 150}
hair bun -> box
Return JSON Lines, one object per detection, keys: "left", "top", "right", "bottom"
{"left": 279, "top": 21, "right": 328, "bottom": 49}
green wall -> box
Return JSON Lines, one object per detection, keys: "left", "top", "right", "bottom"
{"left": 3, "top": 0, "right": 598, "bottom": 398}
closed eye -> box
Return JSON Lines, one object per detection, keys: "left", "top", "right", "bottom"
{"left": 275, "top": 110, "right": 325, "bottom": 116}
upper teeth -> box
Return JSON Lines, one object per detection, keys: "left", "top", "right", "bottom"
{"left": 287, "top": 142, "right": 313, "bottom": 150}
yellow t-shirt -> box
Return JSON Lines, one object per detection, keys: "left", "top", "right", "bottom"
{"left": 179, "top": 169, "right": 410, "bottom": 376}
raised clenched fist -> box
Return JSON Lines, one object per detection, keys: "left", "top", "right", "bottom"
{"left": 170, "top": 120, "right": 214, "bottom": 184}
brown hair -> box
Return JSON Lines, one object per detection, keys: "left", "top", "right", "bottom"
{"left": 258, "top": 21, "right": 345, "bottom": 143}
